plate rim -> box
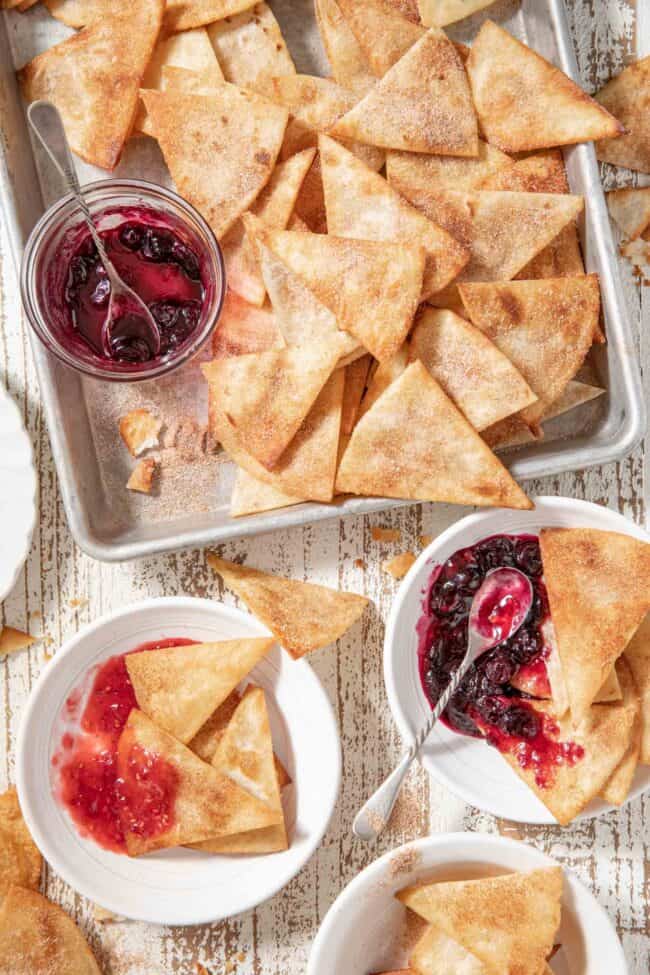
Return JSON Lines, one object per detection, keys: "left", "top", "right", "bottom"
{"left": 0, "top": 383, "right": 37, "bottom": 603}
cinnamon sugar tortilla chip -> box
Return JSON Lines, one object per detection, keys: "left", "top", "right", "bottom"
{"left": 43, "top": 0, "right": 120, "bottom": 26}
{"left": 315, "top": 0, "right": 375, "bottom": 94}
{"left": 399, "top": 867, "right": 562, "bottom": 975}
{"left": 599, "top": 707, "right": 641, "bottom": 806}
{"left": 595, "top": 57, "right": 650, "bottom": 174}
{"left": 618, "top": 616, "right": 650, "bottom": 764}
{"left": 18, "top": 0, "right": 164, "bottom": 171}
{"left": 409, "top": 307, "right": 537, "bottom": 431}
{"left": 126, "top": 458, "right": 157, "bottom": 494}
{"left": 230, "top": 467, "right": 306, "bottom": 516}
{"left": 417, "top": 0, "right": 497, "bottom": 26}
{"left": 0, "top": 788, "right": 41, "bottom": 900}
{"left": 540, "top": 528, "right": 650, "bottom": 723}
{"left": 357, "top": 346, "right": 408, "bottom": 421}
{"left": 467, "top": 20, "right": 623, "bottom": 152}
{"left": 320, "top": 135, "right": 469, "bottom": 299}
{"left": 212, "top": 290, "right": 283, "bottom": 359}
{"left": 342, "top": 355, "right": 373, "bottom": 435}
{"left": 607, "top": 187, "right": 650, "bottom": 241}
{"left": 331, "top": 30, "right": 478, "bottom": 156}
{"left": 259, "top": 227, "right": 425, "bottom": 361}
{"left": 141, "top": 86, "right": 288, "bottom": 240}
{"left": 207, "top": 3, "right": 296, "bottom": 89}
{"left": 292, "top": 154, "right": 328, "bottom": 233}
{"left": 117, "top": 709, "right": 281, "bottom": 855}
{"left": 483, "top": 380, "right": 605, "bottom": 450}
{"left": 119, "top": 409, "right": 162, "bottom": 456}
{"left": 386, "top": 140, "right": 515, "bottom": 194}
{"left": 459, "top": 275, "right": 601, "bottom": 427}
{"left": 337, "top": 0, "right": 425, "bottom": 77}
{"left": 516, "top": 224, "right": 585, "bottom": 281}
{"left": 0, "top": 886, "right": 102, "bottom": 975}
{"left": 125, "top": 637, "right": 274, "bottom": 743}
{"left": 207, "top": 555, "right": 370, "bottom": 659}
{"left": 409, "top": 924, "right": 486, "bottom": 974}
{"left": 382, "top": 552, "right": 417, "bottom": 580}
{"left": 336, "top": 360, "right": 532, "bottom": 509}
{"left": 0, "top": 627, "right": 35, "bottom": 656}
{"left": 165, "top": 0, "right": 257, "bottom": 32}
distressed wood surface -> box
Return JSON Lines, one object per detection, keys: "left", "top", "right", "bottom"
{"left": 1, "top": 1, "right": 649, "bottom": 972}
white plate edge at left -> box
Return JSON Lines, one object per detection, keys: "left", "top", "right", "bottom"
{"left": 0, "top": 383, "right": 37, "bottom": 603}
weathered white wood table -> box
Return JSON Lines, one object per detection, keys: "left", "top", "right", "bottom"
{"left": 1, "top": 1, "right": 649, "bottom": 972}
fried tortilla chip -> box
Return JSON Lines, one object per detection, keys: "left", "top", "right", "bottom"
{"left": 315, "top": 0, "right": 375, "bottom": 94}
{"left": 0, "top": 788, "right": 41, "bottom": 900}
{"left": 409, "top": 924, "right": 486, "bottom": 974}
{"left": 207, "top": 3, "right": 295, "bottom": 88}
{"left": 337, "top": 0, "right": 425, "bottom": 76}
{"left": 399, "top": 867, "right": 562, "bottom": 975}
{"left": 484, "top": 380, "right": 605, "bottom": 450}
{"left": 125, "top": 637, "right": 274, "bottom": 743}
{"left": 222, "top": 148, "right": 316, "bottom": 307}
{"left": 165, "top": 0, "right": 258, "bottom": 32}
{"left": 618, "top": 615, "right": 650, "bottom": 764}
{"left": 141, "top": 86, "right": 288, "bottom": 240}
{"left": 189, "top": 690, "right": 242, "bottom": 762}
{"left": 607, "top": 187, "right": 650, "bottom": 242}
{"left": 417, "top": 0, "right": 497, "bottom": 26}
{"left": 117, "top": 710, "right": 281, "bottom": 855}
{"left": 467, "top": 20, "right": 623, "bottom": 151}
{"left": 207, "top": 555, "right": 370, "bottom": 659}
{"left": 0, "top": 627, "right": 35, "bottom": 656}
{"left": 409, "top": 307, "right": 537, "bottom": 431}
{"left": 320, "top": 135, "right": 469, "bottom": 299}
{"left": 599, "top": 706, "right": 641, "bottom": 806}
{"left": 540, "top": 528, "right": 650, "bottom": 722}
{"left": 18, "top": 0, "right": 164, "bottom": 170}
{"left": 230, "top": 468, "right": 306, "bottom": 516}
{"left": 126, "top": 458, "right": 157, "bottom": 494}
{"left": 0, "top": 886, "right": 101, "bottom": 975}
{"left": 258, "top": 227, "right": 425, "bottom": 361}
{"left": 595, "top": 56, "right": 650, "bottom": 174}
{"left": 43, "top": 0, "right": 116, "bottom": 26}
{"left": 459, "top": 275, "right": 600, "bottom": 427}
{"left": 119, "top": 409, "right": 162, "bottom": 457}
{"left": 342, "top": 355, "right": 373, "bottom": 436}
{"left": 357, "top": 346, "right": 409, "bottom": 422}
{"left": 331, "top": 30, "right": 478, "bottom": 156}
{"left": 336, "top": 360, "right": 532, "bottom": 509}
{"left": 386, "top": 140, "right": 514, "bottom": 194}
{"left": 212, "top": 290, "right": 283, "bottom": 359}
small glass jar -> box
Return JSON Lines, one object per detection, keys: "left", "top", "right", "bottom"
{"left": 21, "top": 178, "right": 225, "bottom": 382}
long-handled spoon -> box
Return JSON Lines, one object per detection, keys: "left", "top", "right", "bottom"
{"left": 352, "top": 566, "right": 534, "bottom": 842}
{"left": 27, "top": 100, "right": 161, "bottom": 362}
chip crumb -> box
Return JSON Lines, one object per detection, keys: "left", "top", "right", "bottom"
{"left": 419, "top": 534, "right": 434, "bottom": 547}
{"left": 69, "top": 597, "right": 88, "bottom": 609}
{"left": 382, "top": 552, "right": 416, "bottom": 579}
{"left": 196, "top": 964, "right": 213, "bottom": 975}
{"left": 118, "top": 408, "right": 162, "bottom": 457}
{"left": 93, "top": 904, "right": 122, "bottom": 923}
{"left": 127, "top": 458, "right": 157, "bottom": 494}
{"left": 0, "top": 627, "right": 36, "bottom": 656}
{"left": 43, "top": 650, "right": 54, "bottom": 662}
{"left": 354, "top": 558, "right": 366, "bottom": 570}
{"left": 371, "top": 526, "right": 402, "bottom": 542}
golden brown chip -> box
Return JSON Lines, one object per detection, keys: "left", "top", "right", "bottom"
{"left": 357, "top": 346, "right": 409, "bottom": 422}
{"left": 18, "top": 0, "right": 164, "bottom": 170}
{"left": 0, "top": 789, "right": 41, "bottom": 901}
{"left": 607, "top": 187, "right": 650, "bottom": 242}
{"left": 0, "top": 886, "right": 102, "bottom": 975}
{"left": 165, "top": 0, "right": 257, "bottom": 31}
{"left": 207, "top": 3, "right": 296, "bottom": 89}
{"left": 341, "top": 355, "right": 373, "bottom": 436}
{"left": 382, "top": 552, "right": 417, "bottom": 580}
{"left": 417, "top": 0, "right": 497, "bottom": 26}
{"left": 141, "top": 86, "right": 288, "bottom": 240}
{"left": 483, "top": 380, "right": 605, "bottom": 450}
{"left": 125, "top": 638, "right": 274, "bottom": 743}
{"left": 315, "top": 0, "right": 375, "bottom": 94}
{"left": 386, "top": 140, "right": 515, "bottom": 194}
{"left": 595, "top": 56, "right": 650, "bottom": 174}
{"left": 126, "top": 459, "right": 157, "bottom": 495}
{"left": 212, "top": 290, "right": 284, "bottom": 360}
{"left": 399, "top": 867, "right": 562, "bottom": 975}
{"left": 331, "top": 29, "right": 478, "bottom": 156}
{"left": 336, "top": 360, "right": 532, "bottom": 509}
{"left": 467, "top": 20, "right": 623, "bottom": 152}
{"left": 43, "top": 0, "right": 119, "bottom": 26}
{"left": 119, "top": 409, "right": 162, "bottom": 457}
{"left": 207, "top": 555, "right": 370, "bottom": 659}
{"left": 618, "top": 616, "right": 650, "bottom": 765}
{"left": 409, "top": 924, "right": 486, "bottom": 974}
{"left": 337, "top": 0, "right": 425, "bottom": 77}
{"left": 0, "top": 627, "right": 35, "bottom": 656}
{"left": 230, "top": 468, "right": 306, "bottom": 517}
{"left": 599, "top": 707, "right": 641, "bottom": 806}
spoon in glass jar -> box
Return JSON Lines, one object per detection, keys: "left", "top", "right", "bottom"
{"left": 27, "top": 101, "right": 161, "bottom": 362}
{"left": 352, "top": 566, "right": 533, "bottom": 842}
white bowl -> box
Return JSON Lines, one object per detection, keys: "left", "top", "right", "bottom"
{"left": 384, "top": 496, "right": 650, "bottom": 824}
{"left": 0, "top": 384, "right": 37, "bottom": 602}
{"left": 308, "top": 833, "right": 627, "bottom": 975}
{"left": 16, "top": 596, "right": 341, "bottom": 925}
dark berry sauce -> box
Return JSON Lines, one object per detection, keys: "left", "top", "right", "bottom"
{"left": 52, "top": 637, "right": 194, "bottom": 854}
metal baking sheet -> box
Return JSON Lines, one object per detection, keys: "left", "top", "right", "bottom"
{"left": 0, "top": 0, "right": 645, "bottom": 562}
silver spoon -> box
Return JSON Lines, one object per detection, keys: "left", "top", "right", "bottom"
{"left": 27, "top": 100, "right": 161, "bottom": 361}
{"left": 353, "top": 566, "right": 534, "bottom": 842}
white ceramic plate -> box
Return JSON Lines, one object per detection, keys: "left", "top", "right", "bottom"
{"left": 384, "top": 496, "right": 650, "bottom": 824}
{"left": 16, "top": 596, "right": 341, "bottom": 925}
{"left": 0, "top": 384, "right": 37, "bottom": 602}
{"left": 308, "top": 833, "right": 627, "bottom": 975}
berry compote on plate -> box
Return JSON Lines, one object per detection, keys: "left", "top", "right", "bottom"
{"left": 417, "top": 533, "right": 584, "bottom": 788}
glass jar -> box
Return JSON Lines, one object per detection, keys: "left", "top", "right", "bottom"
{"left": 20, "top": 178, "right": 225, "bottom": 382}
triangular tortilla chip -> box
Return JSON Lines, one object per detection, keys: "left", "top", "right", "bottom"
{"left": 337, "top": 0, "right": 425, "bottom": 76}
{"left": 211, "top": 369, "right": 345, "bottom": 502}
{"left": 222, "top": 148, "right": 316, "bottom": 307}
{"left": 336, "top": 360, "right": 532, "bottom": 509}
{"left": 207, "top": 3, "right": 296, "bottom": 89}
{"left": 386, "top": 175, "right": 585, "bottom": 288}
{"left": 516, "top": 223, "right": 585, "bottom": 281}
{"left": 141, "top": 86, "right": 288, "bottom": 239}
{"left": 320, "top": 135, "right": 469, "bottom": 299}
{"left": 0, "top": 886, "right": 101, "bottom": 975}
{"left": 158, "top": 64, "right": 225, "bottom": 97}
{"left": 409, "top": 307, "right": 538, "bottom": 431}
{"left": 125, "top": 637, "right": 274, "bottom": 744}
{"left": 624, "top": 615, "right": 650, "bottom": 765}
{"left": 459, "top": 275, "right": 600, "bottom": 427}
{"left": 0, "top": 627, "right": 35, "bottom": 656}
{"left": 207, "top": 555, "right": 370, "bottom": 659}
{"left": 512, "top": 635, "right": 622, "bottom": 706}
{"left": 230, "top": 467, "right": 306, "bottom": 516}
{"left": 331, "top": 30, "right": 478, "bottom": 156}
{"left": 18, "top": 0, "right": 164, "bottom": 170}
{"left": 467, "top": 20, "right": 623, "bottom": 151}
{"left": 315, "top": 0, "right": 376, "bottom": 94}
{"left": 43, "top": 0, "right": 129, "bottom": 26}
{"left": 595, "top": 56, "right": 650, "bottom": 174}
{"left": 398, "top": 867, "right": 562, "bottom": 975}
{"left": 483, "top": 380, "right": 605, "bottom": 450}
{"left": 385, "top": 140, "right": 515, "bottom": 194}
{"left": 212, "top": 290, "right": 283, "bottom": 359}
{"left": 409, "top": 924, "right": 487, "bottom": 974}
{"left": 417, "top": 0, "right": 497, "bottom": 26}
{"left": 540, "top": 527, "right": 650, "bottom": 722}
{"left": 342, "top": 355, "right": 373, "bottom": 435}
{"left": 599, "top": 705, "right": 641, "bottom": 806}
{"left": 202, "top": 340, "right": 343, "bottom": 469}
{"left": 0, "top": 788, "right": 41, "bottom": 900}
{"left": 258, "top": 228, "right": 425, "bottom": 360}
{"left": 117, "top": 710, "right": 281, "bottom": 855}
{"left": 165, "top": 0, "right": 258, "bottom": 32}
{"left": 607, "top": 187, "right": 650, "bottom": 241}
{"left": 357, "top": 345, "right": 409, "bottom": 422}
